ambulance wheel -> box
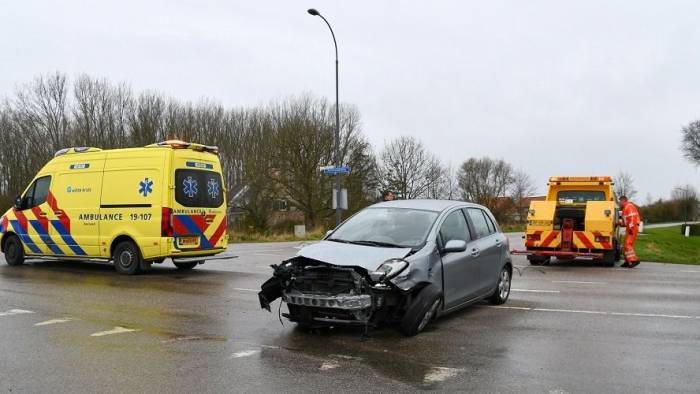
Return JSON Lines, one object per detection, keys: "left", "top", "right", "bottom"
{"left": 113, "top": 241, "right": 142, "bottom": 275}
{"left": 174, "top": 261, "right": 199, "bottom": 270}
{"left": 4, "top": 235, "right": 25, "bottom": 266}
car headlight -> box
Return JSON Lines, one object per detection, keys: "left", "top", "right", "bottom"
{"left": 369, "top": 259, "right": 409, "bottom": 283}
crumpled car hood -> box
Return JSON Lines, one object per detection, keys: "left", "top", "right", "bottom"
{"left": 297, "top": 240, "right": 412, "bottom": 271}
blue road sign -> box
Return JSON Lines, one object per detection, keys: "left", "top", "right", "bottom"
{"left": 321, "top": 166, "right": 351, "bottom": 175}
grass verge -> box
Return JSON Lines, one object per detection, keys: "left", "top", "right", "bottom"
{"left": 229, "top": 228, "right": 326, "bottom": 243}
{"left": 500, "top": 223, "right": 525, "bottom": 233}
{"left": 636, "top": 226, "right": 700, "bottom": 264}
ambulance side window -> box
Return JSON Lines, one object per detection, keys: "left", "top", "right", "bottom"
{"left": 33, "top": 176, "right": 51, "bottom": 206}
{"left": 20, "top": 176, "right": 51, "bottom": 210}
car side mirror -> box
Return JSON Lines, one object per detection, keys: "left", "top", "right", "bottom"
{"left": 443, "top": 239, "right": 467, "bottom": 253}
{"left": 13, "top": 195, "right": 21, "bottom": 209}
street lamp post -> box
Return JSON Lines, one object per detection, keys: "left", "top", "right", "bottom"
{"left": 308, "top": 8, "right": 342, "bottom": 227}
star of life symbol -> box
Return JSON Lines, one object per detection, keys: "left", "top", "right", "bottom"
{"left": 183, "top": 176, "right": 198, "bottom": 198}
{"left": 139, "top": 178, "right": 153, "bottom": 197}
{"left": 207, "top": 178, "right": 220, "bottom": 199}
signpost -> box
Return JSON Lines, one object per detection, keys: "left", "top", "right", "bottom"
{"left": 320, "top": 165, "right": 351, "bottom": 175}
{"left": 320, "top": 166, "right": 351, "bottom": 212}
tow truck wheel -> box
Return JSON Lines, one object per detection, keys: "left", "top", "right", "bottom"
{"left": 4, "top": 235, "right": 25, "bottom": 266}
{"left": 400, "top": 284, "right": 442, "bottom": 336}
{"left": 602, "top": 239, "right": 619, "bottom": 267}
{"left": 174, "top": 261, "right": 199, "bottom": 270}
{"left": 527, "top": 256, "right": 550, "bottom": 266}
{"left": 113, "top": 241, "right": 142, "bottom": 275}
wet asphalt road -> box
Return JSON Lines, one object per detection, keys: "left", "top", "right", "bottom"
{"left": 1, "top": 234, "right": 700, "bottom": 393}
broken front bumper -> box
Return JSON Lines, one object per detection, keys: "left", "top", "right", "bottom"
{"left": 282, "top": 290, "right": 373, "bottom": 310}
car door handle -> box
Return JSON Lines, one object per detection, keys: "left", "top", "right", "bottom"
{"left": 471, "top": 248, "right": 480, "bottom": 257}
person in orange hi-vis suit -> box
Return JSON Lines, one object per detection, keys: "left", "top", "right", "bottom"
{"left": 619, "top": 196, "right": 641, "bottom": 268}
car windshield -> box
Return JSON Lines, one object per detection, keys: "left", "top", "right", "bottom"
{"left": 557, "top": 190, "right": 606, "bottom": 203}
{"left": 327, "top": 207, "right": 439, "bottom": 249}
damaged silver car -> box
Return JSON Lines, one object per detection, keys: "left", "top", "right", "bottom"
{"left": 258, "top": 200, "right": 512, "bottom": 336}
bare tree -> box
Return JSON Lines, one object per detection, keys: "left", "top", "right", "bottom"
{"left": 671, "top": 185, "right": 699, "bottom": 221}
{"left": 378, "top": 136, "right": 445, "bottom": 199}
{"left": 510, "top": 170, "right": 538, "bottom": 222}
{"left": 681, "top": 120, "right": 700, "bottom": 165}
{"left": 614, "top": 171, "right": 637, "bottom": 200}
{"left": 457, "top": 157, "right": 514, "bottom": 222}
{"left": 0, "top": 74, "right": 378, "bottom": 230}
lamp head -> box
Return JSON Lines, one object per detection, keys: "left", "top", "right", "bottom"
{"left": 307, "top": 8, "right": 320, "bottom": 16}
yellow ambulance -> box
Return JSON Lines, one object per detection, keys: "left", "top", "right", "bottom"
{"left": 0, "top": 140, "right": 229, "bottom": 274}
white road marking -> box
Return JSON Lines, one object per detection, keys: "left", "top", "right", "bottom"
{"left": 232, "top": 288, "right": 258, "bottom": 292}
{"left": 680, "top": 270, "right": 700, "bottom": 273}
{"left": 423, "top": 367, "right": 464, "bottom": 384}
{"left": 533, "top": 308, "right": 608, "bottom": 315}
{"left": 489, "top": 305, "right": 532, "bottom": 310}
{"left": 486, "top": 306, "right": 699, "bottom": 319}
{"left": 35, "top": 318, "right": 72, "bottom": 326}
{"left": 90, "top": 327, "right": 139, "bottom": 337}
{"left": 319, "top": 361, "right": 340, "bottom": 371}
{"left": 511, "top": 289, "right": 561, "bottom": 293}
{"left": 0, "top": 309, "right": 34, "bottom": 317}
{"left": 331, "top": 354, "right": 364, "bottom": 361}
{"left": 552, "top": 280, "right": 606, "bottom": 285}
{"left": 230, "top": 349, "right": 260, "bottom": 359}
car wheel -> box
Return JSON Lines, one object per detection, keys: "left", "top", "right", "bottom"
{"left": 4, "top": 235, "right": 25, "bottom": 266}
{"left": 174, "top": 261, "right": 199, "bottom": 270}
{"left": 113, "top": 241, "right": 142, "bottom": 275}
{"left": 400, "top": 284, "right": 442, "bottom": 337}
{"left": 489, "top": 266, "right": 511, "bottom": 305}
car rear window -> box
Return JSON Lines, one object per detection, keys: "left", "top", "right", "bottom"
{"left": 557, "top": 190, "right": 606, "bottom": 203}
{"left": 175, "top": 169, "right": 223, "bottom": 208}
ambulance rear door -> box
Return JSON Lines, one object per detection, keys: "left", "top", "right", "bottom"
{"left": 170, "top": 152, "right": 227, "bottom": 252}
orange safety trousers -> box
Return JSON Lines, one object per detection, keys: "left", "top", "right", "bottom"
{"left": 623, "top": 224, "right": 640, "bottom": 263}
{"left": 622, "top": 202, "right": 641, "bottom": 263}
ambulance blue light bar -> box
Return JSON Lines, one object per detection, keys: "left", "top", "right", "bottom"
{"left": 54, "top": 147, "right": 103, "bottom": 157}
{"left": 148, "top": 140, "right": 219, "bottom": 155}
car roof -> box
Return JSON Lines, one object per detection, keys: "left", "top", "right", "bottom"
{"left": 370, "top": 199, "right": 481, "bottom": 212}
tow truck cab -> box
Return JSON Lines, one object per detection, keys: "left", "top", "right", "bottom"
{"left": 520, "top": 176, "right": 620, "bottom": 265}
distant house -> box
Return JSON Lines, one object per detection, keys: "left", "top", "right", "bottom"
{"left": 492, "top": 195, "right": 546, "bottom": 223}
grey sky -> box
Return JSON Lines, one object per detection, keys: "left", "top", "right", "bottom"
{"left": 2, "top": 0, "right": 699, "bottom": 200}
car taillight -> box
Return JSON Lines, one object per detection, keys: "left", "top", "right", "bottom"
{"left": 527, "top": 233, "right": 541, "bottom": 241}
{"left": 161, "top": 207, "right": 174, "bottom": 237}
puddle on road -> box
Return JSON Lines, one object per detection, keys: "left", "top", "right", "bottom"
{"left": 253, "top": 326, "right": 488, "bottom": 389}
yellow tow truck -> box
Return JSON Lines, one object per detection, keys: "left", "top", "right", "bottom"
{"left": 512, "top": 176, "right": 621, "bottom": 266}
